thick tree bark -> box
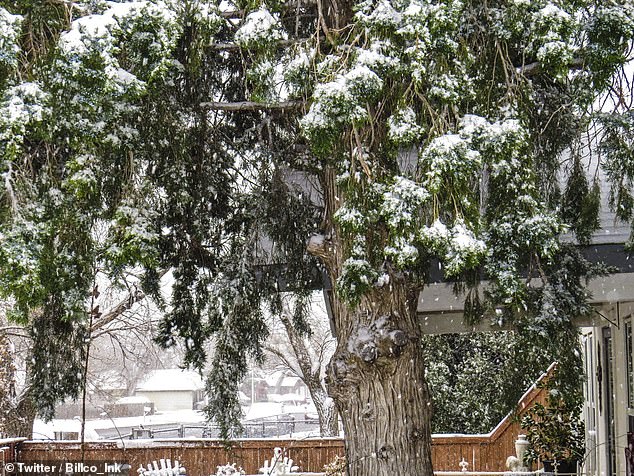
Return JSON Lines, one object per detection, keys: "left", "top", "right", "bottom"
{"left": 3, "top": 390, "right": 36, "bottom": 438}
{"left": 311, "top": 167, "right": 434, "bottom": 476}
{"left": 325, "top": 284, "right": 434, "bottom": 476}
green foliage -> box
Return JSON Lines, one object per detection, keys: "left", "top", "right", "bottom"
{"left": 0, "top": 7, "right": 22, "bottom": 86}
{"left": 0, "top": 0, "right": 633, "bottom": 438}
{"left": 425, "top": 332, "right": 520, "bottom": 434}
{"left": 521, "top": 376, "right": 585, "bottom": 465}
{"left": 586, "top": 4, "right": 634, "bottom": 88}
{"left": 600, "top": 111, "right": 634, "bottom": 248}
{"left": 561, "top": 157, "right": 601, "bottom": 245}
{"left": 424, "top": 325, "right": 583, "bottom": 435}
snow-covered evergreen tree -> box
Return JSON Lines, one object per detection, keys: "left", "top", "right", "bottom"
{"left": 0, "top": 1, "right": 633, "bottom": 475}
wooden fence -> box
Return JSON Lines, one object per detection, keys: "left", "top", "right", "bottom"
{"left": 17, "top": 438, "right": 342, "bottom": 475}
{"left": 431, "top": 364, "right": 551, "bottom": 472}
{"left": 15, "top": 366, "right": 553, "bottom": 475}
{"left": 0, "top": 438, "right": 25, "bottom": 465}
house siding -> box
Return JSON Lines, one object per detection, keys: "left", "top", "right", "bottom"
{"left": 135, "top": 391, "right": 194, "bottom": 412}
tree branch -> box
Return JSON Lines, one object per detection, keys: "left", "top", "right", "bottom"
{"left": 90, "top": 287, "right": 146, "bottom": 333}
{"left": 209, "top": 38, "right": 315, "bottom": 51}
{"left": 0, "top": 326, "right": 28, "bottom": 333}
{"left": 517, "top": 57, "right": 585, "bottom": 77}
{"left": 263, "top": 344, "right": 301, "bottom": 376}
{"left": 201, "top": 100, "right": 305, "bottom": 111}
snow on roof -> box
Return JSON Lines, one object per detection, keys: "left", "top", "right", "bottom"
{"left": 135, "top": 369, "right": 204, "bottom": 392}
{"left": 116, "top": 395, "right": 151, "bottom": 405}
{"left": 32, "top": 410, "right": 208, "bottom": 440}
{"left": 32, "top": 419, "right": 101, "bottom": 441}
{"left": 265, "top": 370, "right": 285, "bottom": 387}
{"left": 279, "top": 376, "right": 302, "bottom": 387}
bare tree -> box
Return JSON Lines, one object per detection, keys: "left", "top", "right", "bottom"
{"left": 0, "top": 275, "right": 171, "bottom": 438}
{"left": 264, "top": 293, "right": 339, "bottom": 436}
{"left": 0, "top": 298, "right": 35, "bottom": 438}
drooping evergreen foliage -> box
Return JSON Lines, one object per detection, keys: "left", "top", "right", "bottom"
{"left": 0, "top": 0, "right": 632, "bottom": 457}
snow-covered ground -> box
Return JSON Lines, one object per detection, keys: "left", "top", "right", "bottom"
{"left": 243, "top": 401, "right": 316, "bottom": 421}
{"left": 33, "top": 409, "right": 208, "bottom": 440}
{"left": 33, "top": 402, "right": 320, "bottom": 440}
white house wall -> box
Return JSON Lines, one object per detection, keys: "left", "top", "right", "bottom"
{"left": 582, "top": 328, "right": 599, "bottom": 476}
{"left": 135, "top": 391, "right": 194, "bottom": 412}
{"left": 615, "top": 304, "right": 633, "bottom": 476}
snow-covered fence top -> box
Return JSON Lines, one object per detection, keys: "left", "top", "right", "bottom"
{"left": 16, "top": 374, "right": 550, "bottom": 476}
{"left": 0, "top": 438, "right": 26, "bottom": 464}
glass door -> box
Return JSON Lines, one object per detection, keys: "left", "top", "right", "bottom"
{"left": 626, "top": 318, "right": 634, "bottom": 433}
{"left": 583, "top": 333, "right": 597, "bottom": 475}
{"left": 602, "top": 327, "right": 616, "bottom": 476}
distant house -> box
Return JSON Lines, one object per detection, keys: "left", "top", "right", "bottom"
{"left": 105, "top": 395, "right": 155, "bottom": 418}
{"left": 135, "top": 369, "right": 204, "bottom": 412}
{"left": 240, "top": 373, "right": 269, "bottom": 402}
{"left": 265, "top": 370, "right": 308, "bottom": 400}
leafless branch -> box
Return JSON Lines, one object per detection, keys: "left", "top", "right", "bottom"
{"left": 263, "top": 344, "right": 302, "bottom": 376}
{"left": 90, "top": 287, "right": 146, "bottom": 333}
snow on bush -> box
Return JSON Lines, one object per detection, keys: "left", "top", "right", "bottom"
{"left": 355, "top": 0, "right": 402, "bottom": 29}
{"left": 387, "top": 106, "right": 422, "bottom": 144}
{"left": 235, "top": 7, "right": 287, "bottom": 48}
{"left": 0, "top": 82, "right": 49, "bottom": 156}
{"left": 214, "top": 463, "right": 245, "bottom": 476}
{"left": 58, "top": 0, "right": 180, "bottom": 85}
{"left": 1, "top": 83, "right": 49, "bottom": 131}
{"left": 0, "top": 7, "right": 22, "bottom": 71}
{"left": 420, "top": 133, "right": 481, "bottom": 194}
{"left": 355, "top": 41, "right": 399, "bottom": 74}
{"left": 419, "top": 219, "right": 487, "bottom": 276}
{"left": 379, "top": 176, "right": 429, "bottom": 231}
{"left": 301, "top": 65, "right": 383, "bottom": 147}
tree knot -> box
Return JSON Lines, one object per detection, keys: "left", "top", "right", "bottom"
{"left": 376, "top": 445, "right": 394, "bottom": 461}
{"left": 347, "top": 315, "right": 410, "bottom": 364}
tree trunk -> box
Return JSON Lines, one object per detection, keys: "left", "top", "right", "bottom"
{"left": 308, "top": 167, "right": 435, "bottom": 476}
{"left": 0, "top": 334, "right": 35, "bottom": 438}
{"left": 0, "top": 333, "right": 15, "bottom": 438}
{"left": 309, "top": 386, "right": 339, "bottom": 437}
{"left": 3, "top": 390, "right": 36, "bottom": 438}
{"left": 325, "top": 284, "right": 434, "bottom": 476}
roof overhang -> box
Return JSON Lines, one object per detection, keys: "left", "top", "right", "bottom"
{"left": 418, "top": 244, "right": 634, "bottom": 335}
